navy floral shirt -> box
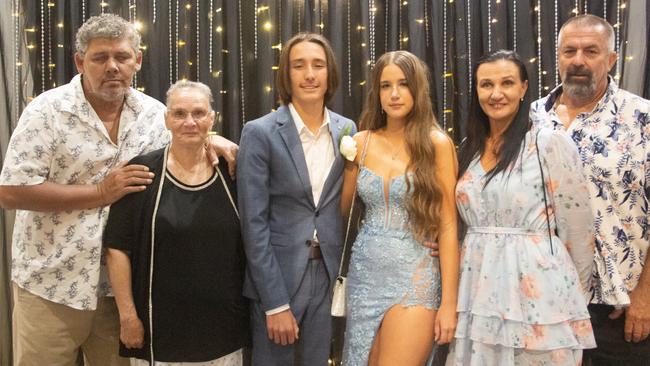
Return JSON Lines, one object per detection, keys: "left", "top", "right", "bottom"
{"left": 530, "top": 78, "right": 650, "bottom": 306}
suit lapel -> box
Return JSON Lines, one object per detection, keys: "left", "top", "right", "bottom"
{"left": 277, "top": 106, "right": 315, "bottom": 206}
{"left": 317, "top": 112, "right": 346, "bottom": 209}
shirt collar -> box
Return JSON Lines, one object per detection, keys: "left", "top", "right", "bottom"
{"left": 288, "top": 102, "right": 330, "bottom": 137}
{"left": 544, "top": 75, "right": 618, "bottom": 114}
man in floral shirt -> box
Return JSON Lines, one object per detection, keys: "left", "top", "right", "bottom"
{"left": 530, "top": 14, "right": 650, "bottom": 365}
{"left": 0, "top": 14, "right": 236, "bottom": 365}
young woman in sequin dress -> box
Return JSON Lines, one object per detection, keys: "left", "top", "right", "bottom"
{"left": 340, "top": 51, "right": 459, "bottom": 366}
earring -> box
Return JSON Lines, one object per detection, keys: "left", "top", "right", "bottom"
{"left": 520, "top": 97, "right": 524, "bottom": 102}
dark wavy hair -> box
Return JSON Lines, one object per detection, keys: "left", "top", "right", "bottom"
{"left": 458, "top": 49, "right": 531, "bottom": 185}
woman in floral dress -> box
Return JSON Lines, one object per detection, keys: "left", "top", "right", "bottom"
{"left": 446, "top": 50, "right": 596, "bottom": 365}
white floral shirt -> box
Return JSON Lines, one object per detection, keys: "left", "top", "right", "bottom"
{"left": 530, "top": 78, "right": 650, "bottom": 306}
{"left": 0, "top": 74, "right": 168, "bottom": 310}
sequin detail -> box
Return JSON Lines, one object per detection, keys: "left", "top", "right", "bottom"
{"left": 342, "top": 167, "right": 441, "bottom": 366}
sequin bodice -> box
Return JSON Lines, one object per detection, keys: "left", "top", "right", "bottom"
{"left": 342, "top": 166, "right": 441, "bottom": 366}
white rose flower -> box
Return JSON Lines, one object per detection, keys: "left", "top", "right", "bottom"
{"left": 339, "top": 135, "right": 357, "bottom": 161}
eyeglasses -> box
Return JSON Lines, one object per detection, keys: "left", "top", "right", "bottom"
{"left": 168, "top": 109, "right": 210, "bottom": 121}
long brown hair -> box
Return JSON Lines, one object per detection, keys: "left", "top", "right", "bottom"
{"left": 359, "top": 51, "right": 443, "bottom": 242}
{"left": 276, "top": 32, "right": 339, "bottom": 106}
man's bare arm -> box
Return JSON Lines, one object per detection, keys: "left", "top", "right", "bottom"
{"left": 0, "top": 163, "right": 154, "bottom": 211}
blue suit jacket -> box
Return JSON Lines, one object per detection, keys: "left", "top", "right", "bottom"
{"left": 237, "top": 105, "right": 356, "bottom": 312}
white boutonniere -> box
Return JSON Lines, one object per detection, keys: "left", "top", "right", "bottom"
{"left": 338, "top": 124, "right": 357, "bottom": 161}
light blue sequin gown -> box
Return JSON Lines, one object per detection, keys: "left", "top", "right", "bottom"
{"left": 342, "top": 167, "right": 442, "bottom": 366}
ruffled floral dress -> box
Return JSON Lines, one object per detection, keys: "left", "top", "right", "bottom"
{"left": 446, "top": 129, "right": 596, "bottom": 366}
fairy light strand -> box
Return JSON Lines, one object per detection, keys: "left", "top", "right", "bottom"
{"left": 168, "top": 0, "right": 173, "bottom": 84}
{"left": 554, "top": 0, "right": 559, "bottom": 86}
{"left": 208, "top": 0, "right": 213, "bottom": 73}
{"left": 443, "top": 0, "right": 448, "bottom": 129}
{"left": 513, "top": 0, "right": 517, "bottom": 52}
{"left": 297, "top": 0, "right": 302, "bottom": 33}
{"left": 196, "top": 0, "right": 200, "bottom": 79}
{"left": 467, "top": 0, "right": 472, "bottom": 100}
{"left": 238, "top": 0, "right": 246, "bottom": 123}
{"left": 537, "top": 0, "right": 542, "bottom": 98}
{"left": 384, "top": 0, "right": 388, "bottom": 52}
{"left": 616, "top": 0, "right": 622, "bottom": 81}
{"left": 487, "top": 0, "right": 492, "bottom": 52}
{"left": 40, "top": 0, "right": 45, "bottom": 93}
{"left": 253, "top": 0, "right": 258, "bottom": 59}
{"left": 14, "top": 0, "right": 20, "bottom": 123}
{"left": 424, "top": 0, "right": 430, "bottom": 47}
{"left": 129, "top": 0, "right": 138, "bottom": 88}
{"left": 369, "top": 0, "right": 375, "bottom": 65}
{"left": 175, "top": 0, "right": 179, "bottom": 81}
{"left": 347, "top": 0, "right": 352, "bottom": 96}
{"left": 47, "top": 0, "right": 53, "bottom": 87}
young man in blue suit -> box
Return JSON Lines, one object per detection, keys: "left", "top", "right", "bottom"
{"left": 237, "top": 33, "right": 356, "bottom": 365}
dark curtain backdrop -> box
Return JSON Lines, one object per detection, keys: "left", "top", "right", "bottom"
{"left": 1, "top": 1, "right": 649, "bottom": 365}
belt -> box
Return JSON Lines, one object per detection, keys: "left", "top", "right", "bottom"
{"left": 306, "top": 239, "right": 323, "bottom": 260}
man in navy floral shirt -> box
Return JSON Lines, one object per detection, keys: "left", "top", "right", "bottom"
{"left": 530, "top": 14, "right": 650, "bottom": 365}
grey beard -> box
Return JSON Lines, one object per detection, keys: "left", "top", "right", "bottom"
{"left": 563, "top": 79, "right": 597, "bottom": 104}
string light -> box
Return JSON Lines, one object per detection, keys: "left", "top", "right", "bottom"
{"left": 513, "top": 0, "right": 517, "bottom": 52}
{"left": 47, "top": 0, "right": 52, "bottom": 88}
{"left": 209, "top": 0, "right": 213, "bottom": 73}
{"left": 13, "top": 0, "right": 20, "bottom": 124}
{"left": 318, "top": 0, "right": 323, "bottom": 34}
{"left": 347, "top": 0, "right": 351, "bottom": 96}
{"left": 603, "top": 0, "right": 607, "bottom": 19}
{"left": 297, "top": 0, "right": 302, "bottom": 33}
{"left": 398, "top": 0, "right": 402, "bottom": 49}
{"left": 254, "top": 0, "right": 258, "bottom": 59}
{"left": 487, "top": 0, "right": 492, "bottom": 52}
{"left": 615, "top": 0, "right": 623, "bottom": 80}
{"left": 238, "top": 0, "right": 246, "bottom": 124}
{"left": 424, "top": 0, "right": 430, "bottom": 47}
{"left": 40, "top": 0, "right": 45, "bottom": 92}
{"left": 467, "top": 0, "right": 472, "bottom": 100}
{"left": 196, "top": 0, "right": 200, "bottom": 80}
{"left": 384, "top": 0, "right": 388, "bottom": 52}
{"left": 537, "top": 0, "right": 542, "bottom": 98}
{"left": 128, "top": 0, "right": 138, "bottom": 88}
{"left": 443, "top": 0, "right": 448, "bottom": 129}
{"left": 168, "top": 0, "right": 173, "bottom": 84}
{"left": 369, "top": 0, "right": 376, "bottom": 65}
{"left": 175, "top": 0, "right": 179, "bottom": 82}
{"left": 554, "top": 0, "right": 559, "bottom": 86}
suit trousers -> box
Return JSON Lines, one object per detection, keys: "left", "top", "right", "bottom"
{"left": 251, "top": 259, "right": 331, "bottom": 366}
{"left": 12, "top": 283, "right": 128, "bottom": 366}
{"left": 583, "top": 304, "right": 650, "bottom": 366}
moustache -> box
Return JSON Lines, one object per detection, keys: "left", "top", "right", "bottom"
{"left": 565, "top": 66, "right": 593, "bottom": 79}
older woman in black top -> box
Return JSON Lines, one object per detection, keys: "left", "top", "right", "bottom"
{"left": 104, "top": 80, "right": 248, "bottom": 366}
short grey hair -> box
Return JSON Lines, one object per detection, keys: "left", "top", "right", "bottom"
{"left": 75, "top": 14, "right": 141, "bottom": 55}
{"left": 165, "top": 80, "right": 214, "bottom": 110}
{"left": 558, "top": 14, "right": 615, "bottom": 53}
